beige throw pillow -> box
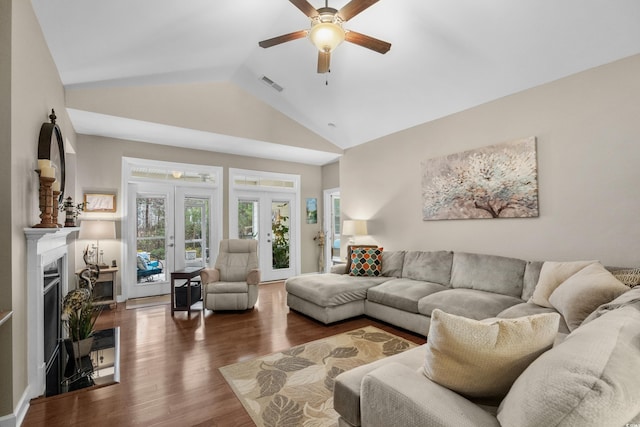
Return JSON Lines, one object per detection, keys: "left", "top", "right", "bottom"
{"left": 548, "top": 262, "right": 629, "bottom": 331}
{"left": 423, "top": 309, "right": 560, "bottom": 398}
{"left": 529, "top": 260, "right": 597, "bottom": 307}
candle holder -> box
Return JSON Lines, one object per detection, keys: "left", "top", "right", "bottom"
{"left": 33, "top": 174, "right": 58, "bottom": 228}
{"left": 52, "top": 190, "right": 61, "bottom": 227}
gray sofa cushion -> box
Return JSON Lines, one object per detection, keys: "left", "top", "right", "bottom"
{"left": 450, "top": 252, "right": 526, "bottom": 298}
{"left": 402, "top": 251, "right": 453, "bottom": 284}
{"left": 522, "top": 261, "right": 544, "bottom": 301}
{"left": 284, "top": 273, "right": 387, "bottom": 307}
{"left": 381, "top": 251, "right": 406, "bottom": 278}
{"left": 367, "top": 278, "right": 448, "bottom": 313}
{"left": 418, "top": 289, "right": 522, "bottom": 320}
{"left": 497, "top": 302, "right": 569, "bottom": 334}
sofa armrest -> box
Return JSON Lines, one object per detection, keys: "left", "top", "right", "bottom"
{"left": 247, "top": 268, "right": 261, "bottom": 286}
{"left": 200, "top": 268, "right": 220, "bottom": 284}
{"left": 361, "top": 363, "right": 500, "bottom": 427}
{"left": 331, "top": 264, "right": 348, "bottom": 274}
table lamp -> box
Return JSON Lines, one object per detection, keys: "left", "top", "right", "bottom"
{"left": 342, "top": 220, "right": 368, "bottom": 245}
{"left": 79, "top": 220, "right": 116, "bottom": 267}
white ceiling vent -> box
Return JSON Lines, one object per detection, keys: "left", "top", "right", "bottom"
{"left": 260, "top": 75, "right": 284, "bottom": 92}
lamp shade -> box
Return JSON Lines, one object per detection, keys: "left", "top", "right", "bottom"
{"left": 309, "top": 22, "right": 345, "bottom": 52}
{"left": 342, "top": 220, "right": 368, "bottom": 236}
{"left": 78, "top": 220, "right": 116, "bottom": 240}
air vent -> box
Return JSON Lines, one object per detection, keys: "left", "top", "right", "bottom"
{"left": 260, "top": 75, "right": 284, "bottom": 92}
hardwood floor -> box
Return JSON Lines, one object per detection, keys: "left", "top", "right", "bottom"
{"left": 23, "top": 282, "right": 425, "bottom": 426}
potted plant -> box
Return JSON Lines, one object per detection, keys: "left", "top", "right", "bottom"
{"left": 61, "top": 288, "right": 100, "bottom": 358}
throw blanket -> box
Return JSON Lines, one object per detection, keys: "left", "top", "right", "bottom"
{"left": 582, "top": 287, "right": 640, "bottom": 324}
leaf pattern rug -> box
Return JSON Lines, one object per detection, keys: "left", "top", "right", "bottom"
{"left": 219, "top": 326, "right": 418, "bottom": 427}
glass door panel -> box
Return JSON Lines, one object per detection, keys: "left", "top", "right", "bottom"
{"left": 238, "top": 200, "right": 259, "bottom": 240}
{"left": 129, "top": 184, "right": 174, "bottom": 299}
{"left": 136, "top": 195, "right": 167, "bottom": 283}
{"left": 271, "top": 200, "right": 290, "bottom": 271}
{"left": 183, "top": 197, "right": 210, "bottom": 268}
{"left": 174, "top": 187, "right": 218, "bottom": 272}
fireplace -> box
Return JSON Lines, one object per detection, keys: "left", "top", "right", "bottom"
{"left": 25, "top": 228, "right": 77, "bottom": 399}
{"left": 43, "top": 258, "right": 62, "bottom": 395}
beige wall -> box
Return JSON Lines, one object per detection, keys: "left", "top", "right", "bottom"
{"left": 73, "top": 134, "right": 326, "bottom": 294}
{"left": 66, "top": 82, "right": 342, "bottom": 155}
{"left": 3, "top": 0, "right": 77, "bottom": 418}
{"left": 321, "top": 160, "right": 340, "bottom": 190}
{"left": 341, "top": 54, "right": 640, "bottom": 267}
{"left": 0, "top": 0, "right": 11, "bottom": 417}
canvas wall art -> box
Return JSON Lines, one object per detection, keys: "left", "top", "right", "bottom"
{"left": 421, "top": 137, "right": 539, "bottom": 220}
{"left": 306, "top": 198, "right": 317, "bottom": 224}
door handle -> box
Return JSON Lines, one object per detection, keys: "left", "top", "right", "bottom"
{"left": 168, "top": 243, "right": 175, "bottom": 247}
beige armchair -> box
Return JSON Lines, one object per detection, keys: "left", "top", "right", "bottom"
{"left": 200, "top": 239, "right": 261, "bottom": 311}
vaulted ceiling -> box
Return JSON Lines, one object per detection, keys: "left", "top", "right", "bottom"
{"left": 32, "top": 0, "right": 640, "bottom": 165}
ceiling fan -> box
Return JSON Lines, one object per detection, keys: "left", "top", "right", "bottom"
{"left": 258, "top": 0, "right": 391, "bottom": 74}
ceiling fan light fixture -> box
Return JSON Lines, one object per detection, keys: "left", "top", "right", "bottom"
{"left": 309, "top": 21, "right": 345, "bottom": 53}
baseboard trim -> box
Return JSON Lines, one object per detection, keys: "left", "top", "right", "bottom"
{"left": 0, "top": 388, "right": 30, "bottom": 427}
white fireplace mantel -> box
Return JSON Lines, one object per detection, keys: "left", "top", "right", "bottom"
{"left": 24, "top": 227, "right": 78, "bottom": 399}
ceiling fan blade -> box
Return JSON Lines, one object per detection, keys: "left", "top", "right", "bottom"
{"left": 289, "top": 0, "right": 319, "bottom": 18}
{"left": 345, "top": 30, "right": 391, "bottom": 54}
{"left": 259, "top": 30, "right": 308, "bottom": 48}
{"left": 338, "top": 0, "right": 379, "bottom": 21}
{"left": 317, "top": 51, "right": 330, "bottom": 74}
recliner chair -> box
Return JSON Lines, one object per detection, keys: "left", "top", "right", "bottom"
{"left": 200, "top": 239, "right": 260, "bottom": 311}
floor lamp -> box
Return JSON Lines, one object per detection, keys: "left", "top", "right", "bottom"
{"left": 79, "top": 220, "right": 116, "bottom": 267}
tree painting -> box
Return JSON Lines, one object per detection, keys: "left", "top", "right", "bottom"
{"left": 421, "top": 137, "right": 538, "bottom": 220}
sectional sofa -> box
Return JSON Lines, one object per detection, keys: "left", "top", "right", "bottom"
{"left": 284, "top": 249, "right": 639, "bottom": 426}
{"left": 286, "top": 250, "right": 566, "bottom": 335}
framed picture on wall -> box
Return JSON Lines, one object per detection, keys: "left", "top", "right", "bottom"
{"left": 306, "top": 198, "right": 317, "bottom": 224}
{"left": 84, "top": 193, "right": 117, "bottom": 212}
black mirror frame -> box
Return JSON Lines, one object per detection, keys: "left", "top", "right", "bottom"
{"left": 37, "top": 109, "right": 66, "bottom": 203}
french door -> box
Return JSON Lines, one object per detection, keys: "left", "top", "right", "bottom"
{"left": 129, "top": 183, "right": 173, "bottom": 298}
{"left": 127, "top": 183, "right": 218, "bottom": 299}
{"left": 232, "top": 191, "right": 297, "bottom": 281}
{"left": 323, "top": 188, "right": 340, "bottom": 272}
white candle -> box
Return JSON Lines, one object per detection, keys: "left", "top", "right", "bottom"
{"left": 37, "top": 159, "right": 51, "bottom": 169}
{"left": 40, "top": 166, "right": 55, "bottom": 178}
{"left": 52, "top": 181, "right": 60, "bottom": 192}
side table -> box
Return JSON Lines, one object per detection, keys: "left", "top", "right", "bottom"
{"left": 171, "top": 267, "right": 203, "bottom": 315}
{"left": 76, "top": 267, "right": 118, "bottom": 308}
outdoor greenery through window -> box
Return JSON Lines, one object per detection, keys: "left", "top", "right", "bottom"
{"left": 137, "top": 197, "right": 166, "bottom": 261}
{"left": 184, "top": 197, "right": 210, "bottom": 267}
{"left": 238, "top": 201, "right": 258, "bottom": 240}
{"left": 271, "top": 202, "right": 290, "bottom": 270}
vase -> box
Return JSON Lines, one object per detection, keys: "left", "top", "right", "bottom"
{"left": 66, "top": 336, "right": 94, "bottom": 358}
{"left": 318, "top": 244, "right": 325, "bottom": 273}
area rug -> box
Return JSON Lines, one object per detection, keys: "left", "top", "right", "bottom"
{"left": 219, "top": 326, "right": 418, "bottom": 427}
